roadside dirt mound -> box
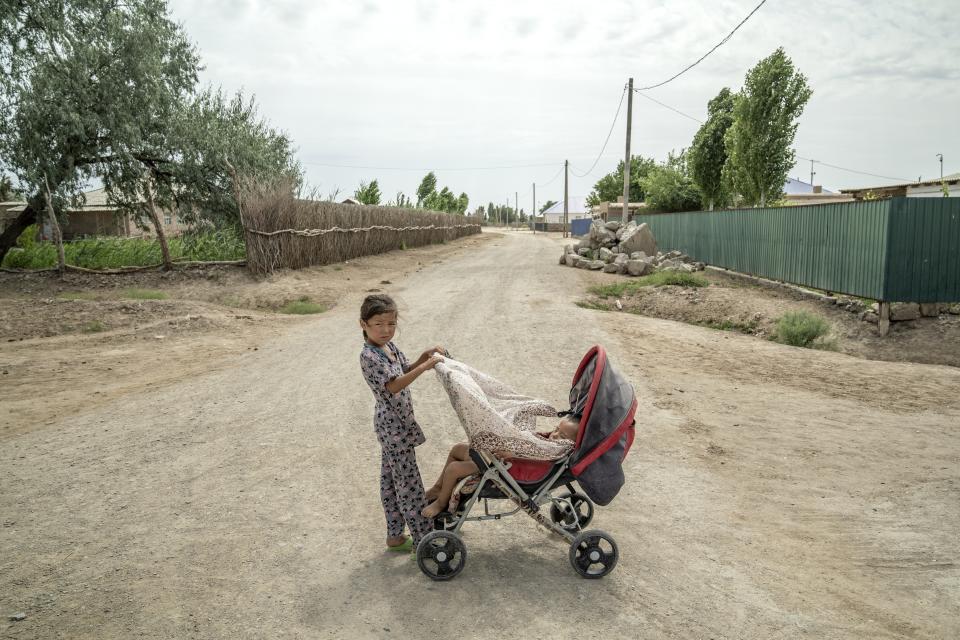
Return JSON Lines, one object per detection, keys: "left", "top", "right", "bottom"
{"left": 578, "top": 269, "right": 960, "bottom": 368}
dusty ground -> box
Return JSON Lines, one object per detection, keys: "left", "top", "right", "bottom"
{"left": 1, "top": 230, "right": 958, "bottom": 639}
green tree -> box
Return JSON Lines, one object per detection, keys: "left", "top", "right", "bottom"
{"left": 724, "top": 48, "right": 812, "bottom": 206}
{"left": 456, "top": 192, "right": 469, "bottom": 214}
{"left": 0, "top": 0, "right": 200, "bottom": 262}
{"left": 689, "top": 87, "right": 736, "bottom": 210}
{"left": 641, "top": 150, "right": 703, "bottom": 213}
{"left": 354, "top": 179, "right": 382, "bottom": 205}
{"left": 539, "top": 199, "right": 557, "bottom": 214}
{"left": 416, "top": 171, "right": 437, "bottom": 206}
{"left": 585, "top": 155, "right": 657, "bottom": 207}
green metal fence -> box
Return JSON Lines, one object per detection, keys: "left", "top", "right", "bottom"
{"left": 633, "top": 197, "right": 960, "bottom": 303}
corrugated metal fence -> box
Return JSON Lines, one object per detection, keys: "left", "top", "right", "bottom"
{"left": 633, "top": 197, "right": 960, "bottom": 303}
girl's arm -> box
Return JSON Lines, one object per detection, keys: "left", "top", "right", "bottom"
{"left": 386, "top": 355, "right": 441, "bottom": 394}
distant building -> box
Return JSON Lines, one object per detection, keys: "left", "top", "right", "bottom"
{"left": 783, "top": 178, "right": 854, "bottom": 205}
{"left": 593, "top": 197, "right": 646, "bottom": 221}
{"left": 340, "top": 197, "right": 361, "bottom": 205}
{"left": 2, "top": 188, "right": 184, "bottom": 241}
{"left": 541, "top": 196, "right": 591, "bottom": 224}
{"left": 840, "top": 173, "right": 960, "bottom": 200}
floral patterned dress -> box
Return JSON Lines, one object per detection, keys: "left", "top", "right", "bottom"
{"left": 359, "top": 341, "right": 431, "bottom": 543}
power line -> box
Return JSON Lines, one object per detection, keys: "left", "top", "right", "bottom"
{"left": 635, "top": 91, "right": 703, "bottom": 124}
{"left": 570, "top": 85, "right": 627, "bottom": 178}
{"left": 635, "top": 0, "right": 768, "bottom": 91}
{"left": 301, "top": 161, "right": 560, "bottom": 171}
{"left": 796, "top": 157, "right": 910, "bottom": 183}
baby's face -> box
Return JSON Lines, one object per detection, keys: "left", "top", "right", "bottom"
{"left": 550, "top": 417, "right": 580, "bottom": 441}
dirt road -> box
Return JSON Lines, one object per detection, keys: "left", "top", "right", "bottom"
{"left": 2, "top": 231, "right": 958, "bottom": 639}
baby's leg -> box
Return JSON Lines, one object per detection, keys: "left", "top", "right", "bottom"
{"left": 426, "top": 442, "right": 471, "bottom": 500}
{"left": 422, "top": 460, "right": 478, "bottom": 518}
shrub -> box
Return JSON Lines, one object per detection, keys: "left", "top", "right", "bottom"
{"left": 122, "top": 289, "right": 168, "bottom": 300}
{"left": 278, "top": 296, "right": 325, "bottom": 314}
{"left": 772, "top": 311, "right": 830, "bottom": 347}
{"left": 589, "top": 270, "right": 708, "bottom": 298}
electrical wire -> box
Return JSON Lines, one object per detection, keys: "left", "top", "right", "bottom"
{"left": 635, "top": 0, "right": 768, "bottom": 91}
{"left": 300, "top": 161, "right": 560, "bottom": 171}
{"left": 570, "top": 85, "right": 627, "bottom": 178}
{"left": 796, "top": 157, "right": 910, "bottom": 183}
{"left": 634, "top": 91, "right": 704, "bottom": 124}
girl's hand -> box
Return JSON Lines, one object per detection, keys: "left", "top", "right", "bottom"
{"left": 422, "top": 355, "right": 442, "bottom": 370}
{"left": 420, "top": 345, "right": 448, "bottom": 362}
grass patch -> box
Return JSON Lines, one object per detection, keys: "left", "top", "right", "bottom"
{"left": 701, "top": 318, "right": 759, "bottom": 334}
{"left": 771, "top": 311, "right": 830, "bottom": 347}
{"left": 278, "top": 296, "right": 326, "bottom": 315}
{"left": 82, "top": 320, "right": 107, "bottom": 333}
{"left": 589, "top": 270, "right": 709, "bottom": 298}
{"left": 575, "top": 300, "right": 612, "bottom": 311}
{"left": 58, "top": 291, "right": 98, "bottom": 301}
{"left": 1, "top": 225, "right": 245, "bottom": 270}
{"left": 122, "top": 288, "right": 168, "bottom": 300}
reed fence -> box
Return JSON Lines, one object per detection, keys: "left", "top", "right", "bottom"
{"left": 240, "top": 181, "right": 481, "bottom": 274}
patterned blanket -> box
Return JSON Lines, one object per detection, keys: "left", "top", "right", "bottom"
{"left": 433, "top": 356, "right": 574, "bottom": 460}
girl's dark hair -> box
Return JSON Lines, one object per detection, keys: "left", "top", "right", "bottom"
{"left": 360, "top": 294, "right": 398, "bottom": 340}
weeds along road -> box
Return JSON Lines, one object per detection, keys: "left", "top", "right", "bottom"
{"left": 2, "top": 231, "right": 958, "bottom": 639}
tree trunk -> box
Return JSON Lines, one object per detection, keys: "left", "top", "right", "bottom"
{"left": 709, "top": 198, "right": 715, "bottom": 212}
{"left": 0, "top": 205, "right": 37, "bottom": 264}
{"left": 143, "top": 176, "right": 173, "bottom": 270}
{"left": 43, "top": 182, "right": 66, "bottom": 275}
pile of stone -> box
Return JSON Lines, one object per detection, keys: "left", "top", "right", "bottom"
{"left": 559, "top": 218, "right": 704, "bottom": 276}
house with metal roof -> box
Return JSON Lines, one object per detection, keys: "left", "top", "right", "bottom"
{"left": 840, "top": 173, "right": 960, "bottom": 200}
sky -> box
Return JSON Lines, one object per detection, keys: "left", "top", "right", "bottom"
{"left": 166, "top": 0, "right": 959, "bottom": 212}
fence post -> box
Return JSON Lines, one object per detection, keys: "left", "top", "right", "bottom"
{"left": 878, "top": 301, "right": 890, "bottom": 337}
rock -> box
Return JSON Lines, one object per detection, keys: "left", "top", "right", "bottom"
{"left": 589, "top": 220, "right": 617, "bottom": 247}
{"left": 862, "top": 311, "right": 879, "bottom": 324}
{"left": 629, "top": 251, "right": 648, "bottom": 261}
{"left": 919, "top": 303, "right": 940, "bottom": 317}
{"left": 616, "top": 220, "right": 636, "bottom": 240}
{"left": 598, "top": 247, "right": 614, "bottom": 263}
{"left": 564, "top": 254, "right": 580, "bottom": 267}
{"left": 610, "top": 246, "right": 620, "bottom": 254}
{"left": 563, "top": 244, "right": 575, "bottom": 255}
{"left": 949, "top": 304, "right": 960, "bottom": 315}
{"left": 619, "top": 222, "right": 657, "bottom": 257}
{"left": 587, "top": 260, "right": 605, "bottom": 270}
{"left": 9, "top": 613, "right": 26, "bottom": 622}
{"left": 658, "top": 259, "right": 684, "bottom": 271}
{"left": 890, "top": 302, "right": 920, "bottom": 321}
{"left": 577, "top": 248, "right": 592, "bottom": 258}
{"left": 613, "top": 253, "right": 629, "bottom": 266}
{"left": 604, "top": 221, "right": 621, "bottom": 232}
{"left": 615, "top": 299, "right": 623, "bottom": 310}
{"left": 602, "top": 263, "right": 621, "bottom": 273}
{"left": 692, "top": 262, "right": 705, "bottom": 271}
{"left": 559, "top": 252, "right": 567, "bottom": 265}
{"left": 626, "top": 260, "right": 654, "bottom": 276}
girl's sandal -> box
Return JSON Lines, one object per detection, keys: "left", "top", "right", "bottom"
{"left": 386, "top": 536, "right": 414, "bottom": 553}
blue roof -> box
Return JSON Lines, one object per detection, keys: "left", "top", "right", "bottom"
{"left": 785, "top": 178, "right": 835, "bottom": 195}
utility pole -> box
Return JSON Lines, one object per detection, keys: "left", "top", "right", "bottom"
{"left": 937, "top": 153, "right": 944, "bottom": 181}
{"left": 532, "top": 183, "right": 536, "bottom": 234}
{"left": 563, "top": 159, "right": 569, "bottom": 238}
{"left": 505, "top": 198, "right": 509, "bottom": 229}
{"left": 515, "top": 191, "right": 518, "bottom": 231}
{"left": 809, "top": 159, "right": 816, "bottom": 187}
{"left": 622, "top": 77, "right": 634, "bottom": 225}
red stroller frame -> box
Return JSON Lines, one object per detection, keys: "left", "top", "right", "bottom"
{"left": 416, "top": 345, "right": 637, "bottom": 580}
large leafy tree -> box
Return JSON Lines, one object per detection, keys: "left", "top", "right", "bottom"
{"left": 354, "top": 179, "right": 382, "bottom": 205}
{"left": 539, "top": 199, "right": 557, "bottom": 214}
{"left": 641, "top": 150, "right": 702, "bottom": 213}
{"left": 689, "top": 88, "right": 736, "bottom": 210}
{"left": 723, "top": 48, "right": 812, "bottom": 206}
{"left": 416, "top": 172, "right": 437, "bottom": 206}
{"left": 0, "top": 0, "right": 300, "bottom": 264}
{"left": 585, "top": 155, "right": 656, "bottom": 207}
{"left": 0, "top": 0, "right": 199, "bottom": 262}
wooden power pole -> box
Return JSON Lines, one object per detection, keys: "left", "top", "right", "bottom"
{"left": 622, "top": 77, "right": 634, "bottom": 224}
{"left": 563, "top": 159, "right": 569, "bottom": 238}
{"left": 515, "top": 191, "right": 518, "bottom": 231}
{"left": 532, "top": 182, "right": 536, "bottom": 234}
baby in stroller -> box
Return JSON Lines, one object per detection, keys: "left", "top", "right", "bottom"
{"left": 422, "top": 415, "right": 581, "bottom": 518}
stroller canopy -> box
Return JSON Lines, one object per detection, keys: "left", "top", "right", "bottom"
{"left": 567, "top": 346, "right": 637, "bottom": 505}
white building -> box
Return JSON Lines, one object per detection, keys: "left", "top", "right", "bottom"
{"left": 540, "top": 196, "right": 590, "bottom": 224}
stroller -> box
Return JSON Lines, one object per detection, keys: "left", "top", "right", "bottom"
{"left": 415, "top": 345, "right": 637, "bottom": 580}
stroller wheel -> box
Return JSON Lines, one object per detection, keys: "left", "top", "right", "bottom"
{"left": 416, "top": 530, "right": 467, "bottom": 581}
{"left": 569, "top": 530, "right": 618, "bottom": 579}
{"left": 549, "top": 492, "right": 594, "bottom": 533}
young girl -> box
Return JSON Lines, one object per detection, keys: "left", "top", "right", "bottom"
{"left": 358, "top": 293, "right": 446, "bottom": 552}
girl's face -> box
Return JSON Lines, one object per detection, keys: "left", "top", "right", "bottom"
{"left": 361, "top": 310, "right": 397, "bottom": 346}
